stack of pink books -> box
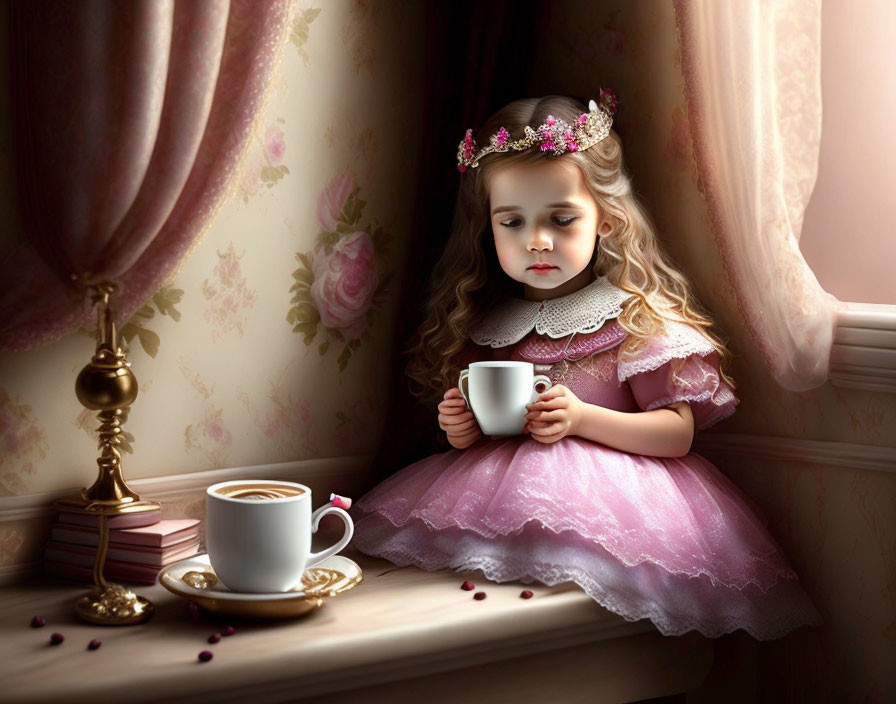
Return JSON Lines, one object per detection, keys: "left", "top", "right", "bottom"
{"left": 44, "top": 509, "right": 201, "bottom": 584}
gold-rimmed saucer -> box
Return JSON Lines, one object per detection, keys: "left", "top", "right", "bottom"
{"left": 158, "top": 554, "right": 363, "bottom": 618}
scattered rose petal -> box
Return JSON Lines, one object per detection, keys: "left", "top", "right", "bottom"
{"left": 460, "top": 580, "right": 475, "bottom": 591}
{"left": 223, "top": 626, "right": 236, "bottom": 636}
{"left": 208, "top": 633, "right": 222, "bottom": 644}
{"left": 473, "top": 591, "right": 487, "bottom": 601}
{"left": 50, "top": 633, "right": 64, "bottom": 645}
{"left": 30, "top": 616, "right": 46, "bottom": 628}
{"left": 88, "top": 639, "right": 102, "bottom": 650}
{"left": 520, "top": 590, "right": 534, "bottom": 599}
{"left": 198, "top": 650, "right": 213, "bottom": 662}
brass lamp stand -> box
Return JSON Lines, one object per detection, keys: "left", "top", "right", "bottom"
{"left": 54, "top": 283, "right": 160, "bottom": 625}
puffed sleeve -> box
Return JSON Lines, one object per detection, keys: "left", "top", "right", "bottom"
{"left": 617, "top": 320, "right": 738, "bottom": 430}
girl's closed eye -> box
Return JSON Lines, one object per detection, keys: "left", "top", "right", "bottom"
{"left": 553, "top": 216, "right": 577, "bottom": 227}
{"left": 499, "top": 216, "right": 577, "bottom": 228}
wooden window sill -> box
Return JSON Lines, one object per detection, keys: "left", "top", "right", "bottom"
{"left": 0, "top": 549, "right": 713, "bottom": 703}
{"left": 830, "top": 301, "right": 896, "bottom": 393}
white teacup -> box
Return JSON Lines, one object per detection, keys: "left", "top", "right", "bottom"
{"left": 459, "top": 361, "right": 552, "bottom": 437}
{"left": 205, "top": 480, "right": 354, "bottom": 593}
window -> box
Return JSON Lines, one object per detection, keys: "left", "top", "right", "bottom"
{"left": 800, "top": 0, "right": 896, "bottom": 305}
{"left": 800, "top": 0, "right": 896, "bottom": 392}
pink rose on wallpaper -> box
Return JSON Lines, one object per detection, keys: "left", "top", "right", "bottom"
{"left": 214, "top": 252, "right": 242, "bottom": 287}
{"left": 264, "top": 125, "right": 286, "bottom": 165}
{"left": 317, "top": 173, "right": 355, "bottom": 232}
{"left": 184, "top": 406, "right": 232, "bottom": 466}
{"left": 263, "top": 408, "right": 286, "bottom": 439}
{"left": 205, "top": 413, "right": 228, "bottom": 444}
{"left": 263, "top": 399, "right": 311, "bottom": 438}
{"left": 239, "top": 155, "right": 263, "bottom": 198}
{"left": 310, "top": 231, "right": 376, "bottom": 341}
{"left": 202, "top": 245, "right": 257, "bottom": 342}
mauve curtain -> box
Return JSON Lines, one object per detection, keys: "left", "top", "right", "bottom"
{"left": 674, "top": 0, "right": 840, "bottom": 391}
{"left": 373, "top": 0, "right": 548, "bottom": 475}
{"left": 0, "top": 0, "right": 291, "bottom": 351}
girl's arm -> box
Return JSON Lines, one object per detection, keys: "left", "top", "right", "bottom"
{"left": 525, "top": 385, "right": 694, "bottom": 457}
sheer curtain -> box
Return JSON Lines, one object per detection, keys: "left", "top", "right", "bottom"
{"left": 0, "top": 0, "right": 291, "bottom": 351}
{"left": 674, "top": 0, "right": 840, "bottom": 391}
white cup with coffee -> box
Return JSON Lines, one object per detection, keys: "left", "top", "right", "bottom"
{"left": 459, "top": 361, "right": 552, "bottom": 437}
{"left": 205, "top": 480, "right": 354, "bottom": 593}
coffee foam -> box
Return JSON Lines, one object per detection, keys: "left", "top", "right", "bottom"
{"left": 214, "top": 483, "right": 304, "bottom": 501}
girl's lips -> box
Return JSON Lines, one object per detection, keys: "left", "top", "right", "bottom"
{"left": 528, "top": 264, "right": 558, "bottom": 275}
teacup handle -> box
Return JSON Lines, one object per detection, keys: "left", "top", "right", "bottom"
{"left": 458, "top": 369, "right": 470, "bottom": 408}
{"left": 307, "top": 506, "right": 354, "bottom": 568}
{"left": 532, "top": 374, "right": 552, "bottom": 400}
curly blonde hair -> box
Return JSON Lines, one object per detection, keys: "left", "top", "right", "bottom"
{"left": 406, "top": 95, "right": 735, "bottom": 402}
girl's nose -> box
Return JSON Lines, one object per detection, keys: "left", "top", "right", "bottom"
{"left": 527, "top": 228, "right": 553, "bottom": 252}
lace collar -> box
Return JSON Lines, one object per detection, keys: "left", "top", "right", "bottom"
{"left": 471, "top": 276, "right": 634, "bottom": 348}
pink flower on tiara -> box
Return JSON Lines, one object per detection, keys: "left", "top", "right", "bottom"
{"left": 457, "top": 92, "right": 615, "bottom": 170}
{"left": 458, "top": 129, "right": 476, "bottom": 172}
{"left": 463, "top": 129, "right": 474, "bottom": 159}
{"left": 538, "top": 123, "right": 555, "bottom": 146}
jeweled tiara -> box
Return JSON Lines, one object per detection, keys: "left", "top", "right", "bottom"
{"left": 457, "top": 89, "right": 617, "bottom": 172}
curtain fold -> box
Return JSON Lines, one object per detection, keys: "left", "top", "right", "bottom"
{"left": 674, "top": 0, "right": 840, "bottom": 391}
{"left": 373, "top": 0, "right": 550, "bottom": 474}
{"left": 0, "top": 0, "right": 292, "bottom": 351}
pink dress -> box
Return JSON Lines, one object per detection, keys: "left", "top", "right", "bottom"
{"left": 351, "top": 280, "right": 822, "bottom": 640}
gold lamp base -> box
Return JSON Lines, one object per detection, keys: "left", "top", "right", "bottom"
{"left": 54, "top": 497, "right": 161, "bottom": 626}
{"left": 59, "top": 283, "right": 160, "bottom": 626}
{"left": 75, "top": 584, "right": 155, "bottom": 626}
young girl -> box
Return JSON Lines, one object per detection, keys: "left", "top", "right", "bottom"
{"left": 350, "top": 93, "right": 821, "bottom": 639}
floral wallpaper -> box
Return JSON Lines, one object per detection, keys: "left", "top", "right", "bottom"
{"left": 0, "top": 0, "right": 424, "bottom": 495}
{"left": 289, "top": 172, "right": 393, "bottom": 371}
{"left": 237, "top": 120, "right": 291, "bottom": 203}
{"left": 115, "top": 286, "right": 184, "bottom": 359}
{"left": 0, "top": 388, "right": 47, "bottom": 495}
{"left": 202, "top": 244, "right": 258, "bottom": 342}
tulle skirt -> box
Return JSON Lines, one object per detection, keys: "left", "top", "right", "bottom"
{"left": 350, "top": 436, "right": 822, "bottom": 640}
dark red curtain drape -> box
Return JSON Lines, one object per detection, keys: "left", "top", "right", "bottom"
{"left": 374, "top": 0, "right": 550, "bottom": 476}
{"left": 0, "top": 0, "right": 291, "bottom": 351}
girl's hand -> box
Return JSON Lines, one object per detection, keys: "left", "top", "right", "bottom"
{"left": 438, "top": 387, "right": 482, "bottom": 449}
{"left": 524, "top": 384, "right": 583, "bottom": 444}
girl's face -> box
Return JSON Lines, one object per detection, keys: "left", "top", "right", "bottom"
{"left": 487, "top": 158, "right": 611, "bottom": 301}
